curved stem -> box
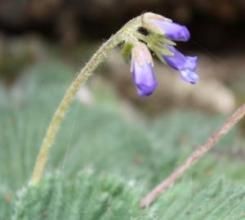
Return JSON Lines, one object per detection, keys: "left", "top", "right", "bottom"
{"left": 30, "top": 18, "right": 140, "bottom": 185}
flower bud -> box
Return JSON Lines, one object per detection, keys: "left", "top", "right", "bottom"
{"left": 131, "top": 42, "right": 157, "bottom": 96}
{"left": 143, "top": 12, "right": 190, "bottom": 42}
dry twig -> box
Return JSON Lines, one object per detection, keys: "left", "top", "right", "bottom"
{"left": 140, "top": 104, "right": 245, "bottom": 208}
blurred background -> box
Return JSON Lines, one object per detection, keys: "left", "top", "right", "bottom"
{"left": 0, "top": 2, "right": 245, "bottom": 216}
{"left": 0, "top": 0, "right": 245, "bottom": 115}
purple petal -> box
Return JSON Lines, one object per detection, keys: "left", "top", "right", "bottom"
{"left": 164, "top": 46, "right": 197, "bottom": 71}
{"left": 184, "top": 56, "right": 198, "bottom": 70}
{"left": 152, "top": 20, "right": 190, "bottom": 42}
{"left": 163, "top": 46, "right": 198, "bottom": 84}
{"left": 164, "top": 46, "right": 187, "bottom": 70}
{"left": 180, "top": 69, "right": 199, "bottom": 84}
{"left": 132, "top": 62, "right": 158, "bottom": 96}
{"left": 130, "top": 42, "right": 158, "bottom": 96}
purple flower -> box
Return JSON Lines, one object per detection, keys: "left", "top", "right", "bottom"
{"left": 127, "top": 13, "right": 199, "bottom": 96}
{"left": 143, "top": 13, "right": 190, "bottom": 42}
{"left": 164, "top": 46, "right": 198, "bottom": 84}
{"left": 152, "top": 20, "right": 190, "bottom": 42}
{"left": 131, "top": 43, "right": 158, "bottom": 96}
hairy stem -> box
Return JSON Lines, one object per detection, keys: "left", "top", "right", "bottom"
{"left": 30, "top": 18, "right": 140, "bottom": 186}
{"left": 140, "top": 104, "right": 245, "bottom": 208}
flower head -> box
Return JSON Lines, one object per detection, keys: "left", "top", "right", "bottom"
{"left": 143, "top": 13, "right": 190, "bottom": 42}
{"left": 131, "top": 42, "right": 157, "bottom": 96}
{"left": 126, "top": 12, "right": 199, "bottom": 96}
{"left": 163, "top": 46, "right": 198, "bottom": 84}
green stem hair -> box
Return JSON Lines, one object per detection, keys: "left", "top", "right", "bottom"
{"left": 30, "top": 17, "right": 140, "bottom": 186}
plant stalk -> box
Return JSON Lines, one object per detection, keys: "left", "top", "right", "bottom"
{"left": 30, "top": 18, "right": 140, "bottom": 186}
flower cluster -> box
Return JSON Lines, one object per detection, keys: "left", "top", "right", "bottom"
{"left": 129, "top": 13, "right": 198, "bottom": 96}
